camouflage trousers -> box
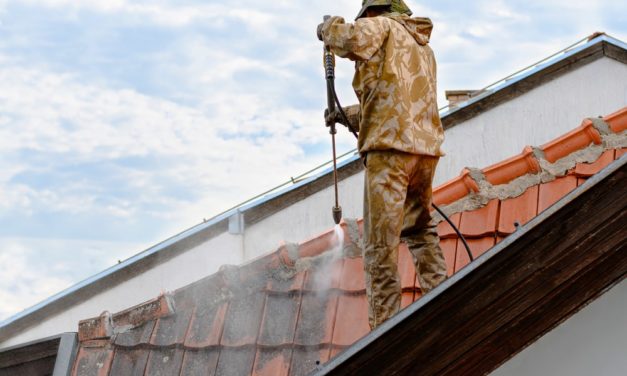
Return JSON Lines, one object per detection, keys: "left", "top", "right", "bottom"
{"left": 363, "top": 150, "right": 448, "bottom": 329}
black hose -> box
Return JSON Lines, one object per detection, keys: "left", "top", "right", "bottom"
{"left": 330, "top": 84, "right": 359, "bottom": 139}
{"left": 327, "top": 76, "right": 474, "bottom": 262}
{"left": 431, "top": 203, "right": 474, "bottom": 261}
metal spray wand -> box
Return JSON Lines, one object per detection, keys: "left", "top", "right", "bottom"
{"left": 322, "top": 16, "right": 343, "bottom": 225}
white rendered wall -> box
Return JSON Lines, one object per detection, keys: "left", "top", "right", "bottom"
{"left": 434, "top": 57, "right": 627, "bottom": 185}
{"left": 3, "top": 57, "right": 626, "bottom": 349}
{"left": 244, "top": 171, "right": 364, "bottom": 259}
{"left": 491, "top": 279, "right": 627, "bottom": 376}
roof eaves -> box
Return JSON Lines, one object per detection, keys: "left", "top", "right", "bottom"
{"left": 314, "top": 153, "right": 627, "bottom": 375}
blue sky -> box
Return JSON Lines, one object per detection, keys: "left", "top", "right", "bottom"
{"left": 0, "top": 0, "right": 625, "bottom": 321}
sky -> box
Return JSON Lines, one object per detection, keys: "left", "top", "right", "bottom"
{"left": 0, "top": 0, "right": 626, "bottom": 322}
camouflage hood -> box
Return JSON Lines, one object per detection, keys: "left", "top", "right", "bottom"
{"left": 385, "top": 14, "right": 433, "bottom": 45}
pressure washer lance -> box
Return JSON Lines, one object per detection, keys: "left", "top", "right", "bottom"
{"left": 322, "top": 15, "right": 343, "bottom": 225}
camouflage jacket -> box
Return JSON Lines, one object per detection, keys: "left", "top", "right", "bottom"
{"left": 321, "top": 14, "right": 444, "bottom": 156}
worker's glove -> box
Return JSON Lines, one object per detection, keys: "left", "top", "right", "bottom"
{"left": 324, "top": 105, "right": 360, "bottom": 133}
{"left": 317, "top": 16, "right": 341, "bottom": 41}
{"left": 317, "top": 22, "right": 325, "bottom": 41}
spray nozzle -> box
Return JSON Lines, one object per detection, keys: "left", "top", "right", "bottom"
{"left": 332, "top": 206, "right": 342, "bottom": 225}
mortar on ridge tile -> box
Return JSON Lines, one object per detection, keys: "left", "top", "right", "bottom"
{"left": 433, "top": 130, "right": 627, "bottom": 222}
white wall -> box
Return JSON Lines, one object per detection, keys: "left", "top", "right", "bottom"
{"left": 3, "top": 56, "right": 626, "bottom": 350}
{"left": 435, "top": 57, "right": 627, "bottom": 185}
{"left": 491, "top": 279, "right": 627, "bottom": 376}
{"left": 244, "top": 171, "right": 364, "bottom": 259}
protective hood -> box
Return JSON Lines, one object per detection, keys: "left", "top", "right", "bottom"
{"left": 385, "top": 14, "right": 433, "bottom": 45}
{"left": 356, "top": 0, "right": 412, "bottom": 20}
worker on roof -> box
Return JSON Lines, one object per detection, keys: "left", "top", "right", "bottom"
{"left": 318, "top": 0, "right": 447, "bottom": 329}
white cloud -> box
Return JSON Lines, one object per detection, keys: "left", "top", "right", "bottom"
{"left": 0, "top": 237, "right": 142, "bottom": 321}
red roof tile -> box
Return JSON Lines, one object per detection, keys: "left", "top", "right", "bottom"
{"left": 70, "top": 109, "right": 627, "bottom": 376}
{"left": 252, "top": 348, "right": 292, "bottom": 376}
{"left": 538, "top": 176, "right": 578, "bottom": 213}
{"left": 572, "top": 150, "right": 616, "bottom": 177}
{"left": 180, "top": 350, "right": 220, "bottom": 375}
{"left": 498, "top": 185, "right": 539, "bottom": 235}
{"left": 482, "top": 146, "right": 541, "bottom": 185}
{"left": 458, "top": 199, "right": 499, "bottom": 237}
{"left": 541, "top": 120, "right": 602, "bottom": 163}
{"left": 332, "top": 294, "right": 370, "bottom": 347}
{"left": 603, "top": 107, "right": 627, "bottom": 133}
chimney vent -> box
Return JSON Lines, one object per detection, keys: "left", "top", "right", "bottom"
{"left": 445, "top": 90, "right": 476, "bottom": 108}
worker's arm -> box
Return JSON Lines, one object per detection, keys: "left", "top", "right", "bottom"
{"left": 320, "top": 16, "right": 389, "bottom": 61}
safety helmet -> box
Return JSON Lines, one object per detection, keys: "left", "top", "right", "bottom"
{"left": 355, "top": 0, "right": 413, "bottom": 19}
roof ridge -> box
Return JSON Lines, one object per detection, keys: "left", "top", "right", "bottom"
{"left": 433, "top": 108, "right": 627, "bottom": 221}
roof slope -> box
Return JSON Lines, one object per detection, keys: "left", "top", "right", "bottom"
{"left": 69, "top": 107, "right": 627, "bottom": 376}
{"left": 3, "top": 34, "right": 625, "bottom": 345}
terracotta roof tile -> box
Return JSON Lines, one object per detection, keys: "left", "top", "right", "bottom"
{"left": 184, "top": 302, "right": 228, "bottom": 348}
{"left": 573, "top": 150, "right": 616, "bottom": 176}
{"left": 220, "top": 293, "right": 266, "bottom": 347}
{"left": 150, "top": 309, "right": 193, "bottom": 346}
{"left": 339, "top": 257, "right": 366, "bottom": 292}
{"left": 113, "top": 320, "right": 156, "bottom": 347}
{"left": 293, "top": 291, "right": 338, "bottom": 346}
{"left": 616, "top": 148, "right": 626, "bottom": 159}
{"left": 145, "top": 348, "right": 185, "bottom": 376}
{"left": 498, "top": 186, "right": 539, "bottom": 235}
{"left": 73, "top": 342, "right": 114, "bottom": 376}
{"left": 458, "top": 199, "right": 499, "bottom": 237}
{"left": 433, "top": 169, "right": 480, "bottom": 206}
{"left": 70, "top": 108, "right": 627, "bottom": 376}
{"left": 482, "top": 146, "right": 541, "bottom": 185}
{"left": 252, "top": 348, "right": 292, "bottom": 376}
{"left": 215, "top": 347, "right": 257, "bottom": 376}
{"left": 257, "top": 293, "right": 302, "bottom": 347}
{"left": 109, "top": 349, "right": 150, "bottom": 375}
{"left": 303, "top": 258, "right": 343, "bottom": 291}
{"left": 289, "top": 348, "right": 330, "bottom": 376}
{"left": 538, "top": 176, "right": 578, "bottom": 213}
{"left": 332, "top": 293, "right": 370, "bottom": 347}
{"left": 603, "top": 107, "right": 627, "bottom": 133}
{"left": 267, "top": 270, "right": 306, "bottom": 292}
{"left": 180, "top": 349, "right": 220, "bottom": 375}
{"left": 437, "top": 212, "right": 462, "bottom": 239}
{"left": 440, "top": 238, "right": 458, "bottom": 277}
{"left": 541, "top": 120, "right": 602, "bottom": 163}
